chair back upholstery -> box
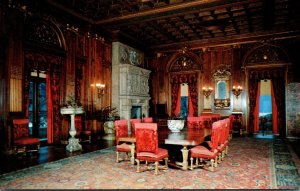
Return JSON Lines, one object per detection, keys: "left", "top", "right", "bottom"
{"left": 130, "top": 118, "right": 141, "bottom": 135}
{"left": 224, "top": 118, "right": 230, "bottom": 141}
{"left": 210, "top": 122, "right": 220, "bottom": 152}
{"left": 187, "top": 117, "right": 201, "bottom": 129}
{"left": 135, "top": 123, "right": 158, "bottom": 154}
{"left": 115, "top": 120, "right": 128, "bottom": 144}
{"left": 13, "top": 119, "right": 30, "bottom": 140}
{"left": 142, "top": 117, "right": 153, "bottom": 123}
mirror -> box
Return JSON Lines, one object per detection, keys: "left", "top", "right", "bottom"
{"left": 212, "top": 65, "right": 231, "bottom": 109}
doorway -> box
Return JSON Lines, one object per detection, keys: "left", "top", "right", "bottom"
{"left": 258, "top": 80, "right": 273, "bottom": 135}
{"left": 180, "top": 83, "right": 188, "bottom": 120}
{"left": 28, "top": 71, "right": 47, "bottom": 143}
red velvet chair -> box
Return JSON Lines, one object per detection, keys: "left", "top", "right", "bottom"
{"left": 75, "top": 116, "right": 91, "bottom": 143}
{"left": 187, "top": 117, "right": 201, "bottom": 129}
{"left": 115, "top": 120, "right": 132, "bottom": 163}
{"left": 190, "top": 121, "right": 220, "bottom": 171}
{"left": 12, "top": 119, "right": 40, "bottom": 154}
{"left": 142, "top": 117, "right": 153, "bottom": 123}
{"left": 135, "top": 123, "right": 169, "bottom": 175}
{"left": 130, "top": 118, "right": 141, "bottom": 135}
{"left": 216, "top": 120, "right": 227, "bottom": 163}
{"left": 223, "top": 118, "right": 231, "bottom": 155}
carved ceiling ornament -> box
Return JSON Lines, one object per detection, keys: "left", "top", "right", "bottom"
{"left": 169, "top": 48, "right": 202, "bottom": 72}
{"left": 244, "top": 44, "right": 289, "bottom": 66}
{"left": 212, "top": 64, "right": 231, "bottom": 81}
{"left": 119, "top": 44, "right": 144, "bottom": 67}
{"left": 24, "top": 18, "right": 65, "bottom": 49}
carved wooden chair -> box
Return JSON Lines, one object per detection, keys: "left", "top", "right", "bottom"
{"left": 12, "top": 118, "right": 40, "bottom": 155}
{"left": 190, "top": 121, "right": 220, "bottom": 171}
{"left": 115, "top": 119, "right": 133, "bottom": 163}
{"left": 130, "top": 118, "right": 141, "bottom": 135}
{"left": 135, "top": 123, "right": 168, "bottom": 175}
{"left": 187, "top": 116, "right": 207, "bottom": 129}
{"left": 142, "top": 117, "right": 153, "bottom": 123}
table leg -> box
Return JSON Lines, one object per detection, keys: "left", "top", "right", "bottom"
{"left": 175, "top": 145, "right": 189, "bottom": 170}
{"left": 130, "top": 143, "right": 135, "bottom": 165}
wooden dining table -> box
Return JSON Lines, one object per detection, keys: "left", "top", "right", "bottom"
{"left": 118, "top": 125, "right": 211, "bottom": 170}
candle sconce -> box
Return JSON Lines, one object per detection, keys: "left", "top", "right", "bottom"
{"left": 202, "top": 86, "right": 213, "bottom": 99}
{"left": 91, "top": 83, "right": 105, "bottom": 98}
{"left": 232, "top": 85, "right": 243, "bottom": 98}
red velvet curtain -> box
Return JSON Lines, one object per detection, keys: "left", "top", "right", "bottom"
{"left": 174, "top": 87, "right": 181, "bottom": 117}
{"left": 248, "top": 69, "right": 285, "bottom": 135}
{"left": 188, "top": 86, "right": 194, "bottom": 116}
{"left": 171, "top": 73, "right": 198, "bottom": 117}
{"left": 24, "top": 53, "right": 62, "bottom": 143}
{"left": 46, "top": 74, "right": 53, "bottom": 144}
{"left": 270, "top": 80, "right": 278, "bottom": 134}
{"left": 253, "top": 81, "right": 260, "bottom": 133}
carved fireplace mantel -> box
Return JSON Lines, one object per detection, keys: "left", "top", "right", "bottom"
{"left": 112, "top": 42, "right": 151, "bottom": 133}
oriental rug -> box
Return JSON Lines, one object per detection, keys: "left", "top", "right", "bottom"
{"left": 0, "top": 137, "right": 297, "bottom": 189}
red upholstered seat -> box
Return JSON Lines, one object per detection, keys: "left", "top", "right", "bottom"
{"left": 13, "top": 118, "right": 40, "bottom": 154}
{"left": 115, "top": 120, "right": 132, "bottom": 163}
{"left": 130, "top": 118, "right": 141, "bottom": 135}
{"left": 190, "top": 122, "right": 220, "bottom": 171}
{"left": 135, "top": 123, "right": 168, "bottom": 175}
{"left": 142, "top": 117, "right": 153, "bottom": 123}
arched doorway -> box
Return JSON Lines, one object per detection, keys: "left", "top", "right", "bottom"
{"left": 167, "top": 48, "right": 203, "bottom": 117}
{"left": 243, "top": 43, "right": 290, "bottom": 138}
{"left": 23, "top": 18, "right": 66, "bottom": 144}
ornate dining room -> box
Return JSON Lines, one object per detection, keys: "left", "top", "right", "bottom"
{"left": 0, "top": 0, "right": 300, "bottom": 189}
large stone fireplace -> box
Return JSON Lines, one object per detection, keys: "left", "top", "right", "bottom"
{"left": 112, "top": 42, "right": 151, "bottom": 133}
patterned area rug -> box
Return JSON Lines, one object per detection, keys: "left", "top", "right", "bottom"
{"left": 0, "top": 138, "right": 282, "bottom": 189}
{"left": 273, "top": 138, "right": 300, "bottom": 189}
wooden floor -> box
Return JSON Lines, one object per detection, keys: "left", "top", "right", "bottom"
{"left": 0, "top": 139, "right": 116, "bottom": 175}
{"left": 0, "top": 133, "right": 299, "bottom": 176}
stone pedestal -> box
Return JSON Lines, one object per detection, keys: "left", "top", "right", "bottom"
{"left": 60, "top": 107, "right": 84, "bottom": 152}
{"left": 103, "top": 121, "right": 116, "bottom": 140}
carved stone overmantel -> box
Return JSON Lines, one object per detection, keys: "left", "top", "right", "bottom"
{"left": 112, "top": 42, "right": 151, "bottom": 133}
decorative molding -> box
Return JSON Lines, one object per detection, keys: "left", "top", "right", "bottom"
{"left": 212, "top": 64, "right": 231, "bottom": 81}
{"left": 119, "top": 44, "right": 144, "bottom": 67}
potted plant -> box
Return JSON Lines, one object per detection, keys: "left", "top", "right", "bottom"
{"left": 100, "top": 106, "right": 120, "bottom": 140}
{"left": 60, "top": 94, "right": 84, "bottom": 115}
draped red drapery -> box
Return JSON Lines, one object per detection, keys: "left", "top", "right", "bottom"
{"left": 253, "top": 81, "right": 260, "bottom": 133}
{"left": 46, "top": 74, "right": 53, "bottom": 144}
{"left": 270, "top": 81, "right": 278, "bottom": 134}
{"left": 188, "top": 86, "right": 194, "bottom": 116}
{"left": 170, "top": 73, "right": 198, "bottom": 117}
{"left": 24, "top": 52, "right": 62, "bottom": 143}
{"left": 248, "top": 69, "right": 285, "bottom": 135}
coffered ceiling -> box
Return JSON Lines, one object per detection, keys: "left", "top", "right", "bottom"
{"left": 38, "top": 0, "right": 300, "bottom": 51}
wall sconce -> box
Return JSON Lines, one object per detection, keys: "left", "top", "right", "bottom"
{"left": 202, "top": 86, "right": 213, "bottom": 99}
{"left": 232, "top": 85, "right": 243, "bottom": 98}
{"left": 91, "top": 83, "right": 105, "bottom": 98}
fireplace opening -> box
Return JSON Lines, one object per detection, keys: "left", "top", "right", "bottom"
{"left": 131, "top": 106, "right": 142, "bottom": 119}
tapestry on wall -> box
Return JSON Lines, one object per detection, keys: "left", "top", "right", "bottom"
{"left": 286, "top": 83, "right": 300, "bottom": 138}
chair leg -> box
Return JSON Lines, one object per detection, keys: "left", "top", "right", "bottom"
{"left": 136, "top": 159, "right": 140, "bottom": 173}
{"left": 154, "top": 161, "right": 158, "bottom": 175}
{"left": 164, "top": 158, "right": 168, "bottom": 168}
{"left": 214, "top": 157, "right": 218, "bottom": 168}
{"left": 210, "top": 159, "right": 214, "bottom": 171}
{"left": 116, "top": 152, "right": 120, "bottom": 162}
{"left": 190, "top": 157, "right": 194, "bottom": 170}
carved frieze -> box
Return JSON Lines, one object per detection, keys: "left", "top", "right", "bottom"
{"left": 119, "top": 64, "right": 150, "bottom": 96}
{"left": 119, "top": 44, "right": 144, "bottom": 67}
